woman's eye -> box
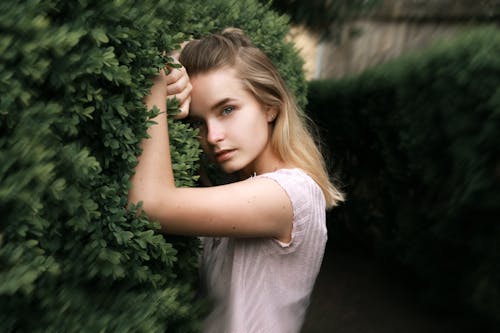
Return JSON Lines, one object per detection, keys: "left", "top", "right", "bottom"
{"left": 222, "top": 106, "right": 234, "bottom": 115}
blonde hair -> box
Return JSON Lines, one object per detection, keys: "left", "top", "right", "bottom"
{"left": 180, "top": 28, "right": 344, "bottom": 208}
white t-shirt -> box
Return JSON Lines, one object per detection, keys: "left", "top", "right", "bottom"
{"left": 200, "top": 168, "right": 327, "bottom": 333}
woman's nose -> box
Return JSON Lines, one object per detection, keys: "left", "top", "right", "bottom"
{"left": 206, "top": 120, "right": 224, "bottom": 145}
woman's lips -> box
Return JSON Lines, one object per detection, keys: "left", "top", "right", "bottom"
{"left": 215, "top": 149, "right": 235, "bottom": 163}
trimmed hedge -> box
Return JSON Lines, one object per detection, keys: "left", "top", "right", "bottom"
{"left": 0, "top": 0, "right": 306, "bottom": 331}
{"left": 307, "top": 27, "right": 500, "bottom": 326}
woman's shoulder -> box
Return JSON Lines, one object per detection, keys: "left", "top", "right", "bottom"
{"left": 257, "top": 168, "right": 325, "bottom": 209}
{"left": 258, "top": 168, "right": 318, "bottom": 189}
{"left": 256, "top": 168, "right": 326, "bottom": 251}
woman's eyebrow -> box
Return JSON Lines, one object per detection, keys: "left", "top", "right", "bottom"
{"left": 189, "top": 97, "right": 238, "bottom": 118}
{"left": 210, "top": 98, "right": 236, "bottom": 111}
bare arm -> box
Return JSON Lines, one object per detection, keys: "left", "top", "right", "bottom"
{"left": 128, "top": 62, "right": 292, "bottom": 241}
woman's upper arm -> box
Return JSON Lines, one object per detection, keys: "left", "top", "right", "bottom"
{"left": 146, "top": 177, "right": 293, "bottom": 240}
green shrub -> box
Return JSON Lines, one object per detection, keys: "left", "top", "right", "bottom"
{"left": 307, "top": 27, "right": 500, "bottom": 327}
{"left": 0, "top": 0, "right": 306, "bottom": 331}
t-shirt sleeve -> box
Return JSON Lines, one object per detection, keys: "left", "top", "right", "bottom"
{"left": 259, "top": 169, "right": 324, "bottom": 253}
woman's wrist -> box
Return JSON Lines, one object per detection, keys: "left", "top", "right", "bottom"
{"left": 145, "top": 88, "right": 167, "bottom": 113}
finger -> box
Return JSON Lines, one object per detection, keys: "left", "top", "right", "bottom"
{"left": 173, "top": 96, "right": 191, "bottom": 120}
{"left": 166, "top": 60, "right": 187, "bottom": 82}
{"left": 166, "top": 71, "right": 190, "bottom": 95}
{"left": 167, "top": 82, "right": 192, "bottom": 106}
{"left": 169, "top": 50, "right": 181, "bottom": 61}
{"left": 165, "top": 66, "right": 186, "bottom": 85}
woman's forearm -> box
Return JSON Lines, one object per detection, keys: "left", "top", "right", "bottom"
{"left": 129, "top": 86, "right": 176, "bottom": 211}
{"left": 128, "top": 60, "right": 191, "bottom": 219}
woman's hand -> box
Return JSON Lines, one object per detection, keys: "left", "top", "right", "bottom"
{"left": 147, "top": 55, "right": 191, "bottom": 119}
{"left": 165, "top": 61, "right": 191, "bottom": 119}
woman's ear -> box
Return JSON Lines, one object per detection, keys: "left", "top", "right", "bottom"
{"left": 265, "top": 106, "right": 279, "bottom": 123}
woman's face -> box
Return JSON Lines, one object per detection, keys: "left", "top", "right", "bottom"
{"left": 188, "top": 67, "right": 277, "bottom": 177}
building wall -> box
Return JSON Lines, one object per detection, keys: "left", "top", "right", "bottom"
{"left": 289, "top": 0, "right": 500, "bottom": 80}
{"left": 317, "top": 19, "right": 470, "bottom": 79}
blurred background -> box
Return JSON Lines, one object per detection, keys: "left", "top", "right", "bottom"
{"left": 284, "top": 0, "right": 499, "bottom": 79}
{"left": 266, "top": 0, "right": 500, "bottom": 332}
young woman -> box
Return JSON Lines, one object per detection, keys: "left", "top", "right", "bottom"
{"left": 129, "top": 28, "right": 344, "bottom": 333}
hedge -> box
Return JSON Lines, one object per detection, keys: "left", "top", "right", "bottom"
{"left": 307, "top": 27, "right": 500, "bottom": 327}
{"left": 0, "top": 0, "right": 306, "bottom": 331}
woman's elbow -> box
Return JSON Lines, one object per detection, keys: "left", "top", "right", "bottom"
{"left": 127, "top": 186, "right": 161, "bottom": 217}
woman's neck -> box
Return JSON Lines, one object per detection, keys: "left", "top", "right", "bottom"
{"left": 238, "top": 159, "right": 292, "bottom": 179}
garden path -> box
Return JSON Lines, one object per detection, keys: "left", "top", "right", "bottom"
{"left": 302, "top": 248, "right": 471, "bottom": 333}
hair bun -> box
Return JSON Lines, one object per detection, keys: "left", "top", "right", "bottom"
{"left": 221, "top": 27, "right": 253, "bottom": 47}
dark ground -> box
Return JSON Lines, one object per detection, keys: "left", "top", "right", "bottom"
{"left": 301, "top": 247, "right": 475, "bottom": 333}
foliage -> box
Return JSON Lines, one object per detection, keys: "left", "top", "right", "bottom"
{"left": 0, "top": 0, "right": 306, "bottom": 331}
{"left": 307, "top": 27, "right": 500, "bottom": 328}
